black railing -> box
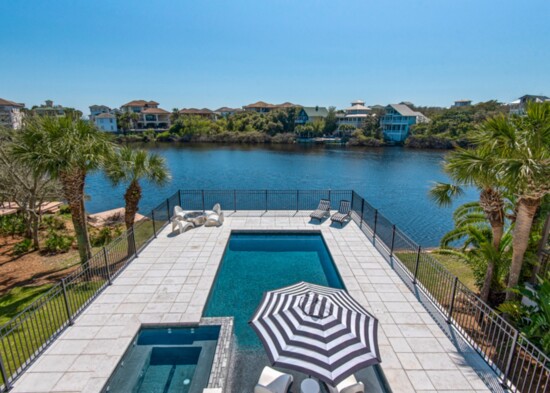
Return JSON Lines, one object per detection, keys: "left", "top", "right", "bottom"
{"left": 0, "top": 189, "right": 548, "bottom": 393}
{"left": 350, "top": 191, "right": 550, "bottom": 393}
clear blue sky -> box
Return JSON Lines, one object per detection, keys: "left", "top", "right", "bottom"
{"left": 1, "top": 0, "right": 549, "bottom": 113}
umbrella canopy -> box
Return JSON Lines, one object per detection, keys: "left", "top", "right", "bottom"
{"left": 249, "top": 281, "right": 381, "bottom": 386}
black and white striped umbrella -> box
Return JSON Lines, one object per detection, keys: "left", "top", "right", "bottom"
{"left": 249, "top": 281, "right": 381, "bottom": 386}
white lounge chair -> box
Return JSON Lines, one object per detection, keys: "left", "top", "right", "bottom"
{"left": 172, "top": 219, "right": 193, "bottom": 234}
{"left": 327, "top": 375, "right": 364, "bottom": 393}
{"left": 254, "top": 366, "right": 293, "bottom": 393}
{"left": 172, "top": 206, "right": 186, "bottom": 221}
{"left": 205, "top": 203, "right": 224, "bottom": 227}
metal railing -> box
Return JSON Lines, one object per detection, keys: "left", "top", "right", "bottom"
{"left": 0, "top": 190, "right": 178, "bottom": 391}
{"left": 0, "top": 189, "right": 548, "bottom": 393}
{"left": 350, "top": 191, "right": 550, "bottom": 393}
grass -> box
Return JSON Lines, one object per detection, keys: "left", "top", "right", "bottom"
{"left": 428, "top": 252, "right": 477, "bottom": 292}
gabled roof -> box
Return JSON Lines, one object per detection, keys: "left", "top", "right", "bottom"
{"left": 121, "top": 100, "right": 149, "bottom": 107}
{"left": 302, "top": 106, "right": 329, "bottom": 118}
{"left": 346, "top": 103, "right": 370, "bottom": 111}
{"left": 142, "top": 107, "right": 170, "bottom": 115}
{"left": 275, "top": 102, "right": 298, "bottom": 108}
{"left": 388, "top": 104, "right": 429, "bottom": 120}
{"left": 215, "top": 107, "right": 240, "bottom": 112}
{"left": 0, "top": 98, "right": 24, "bottom": 107}
{"left": 518, "top": 94, "right": 549, "bottom": 102}
{"left": 90, "top": 104, "right": 111, "bottom": 109}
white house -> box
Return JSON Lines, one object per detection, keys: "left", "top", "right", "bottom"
{"left": 337, "top": 100, "right": 371, "bottom": 129}
{"left": 89, "top": 105, "right": 112, "bottom": 121}
{"left": 509, "top": 95, "right": 549, "bottom": 115}
{"left": 94, "top": 113, "right": 118, "bottom": 132}
{"left": 0, "top": 98, "right": 24, "bottom": 130}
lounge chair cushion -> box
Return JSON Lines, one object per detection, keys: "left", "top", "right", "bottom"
{"left": 310, "top": 199, "right": 331, "bottom": 220}
{"left": 205, "top": 212, "right": 224, "bottom": 227}
{"left": 327, "top": 375, "right": 364, "bottom": 393}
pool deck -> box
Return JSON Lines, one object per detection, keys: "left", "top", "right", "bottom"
{"left": 11, "top": 211, "right": 501, "bottom": 393}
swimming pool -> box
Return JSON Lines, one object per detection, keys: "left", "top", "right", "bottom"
{"left": 102, "top": 326, "right": 220, "bottom": 393}
{"left": 204, "top": 231, "right": 390, "bottom": 392}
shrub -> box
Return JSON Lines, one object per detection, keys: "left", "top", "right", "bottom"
{"left": 44, "top": 232, "right": 73, "bottom": 254}
{"left": 59, "top": 204, "right": 71, "bottom": 215}
{"left": 0, "top": 215, "right": 26, "bottom": 237}
{"left": 90, "top": 227, "right": 122, "bottom": 247}
{"left": 42, "top": 215, "right": 66, "bottom": 231}
{"left": 12, "top": 238, "right": 33, "bottom": 255}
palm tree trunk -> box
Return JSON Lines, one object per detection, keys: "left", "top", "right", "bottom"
{"left": 124, "top": 180, "right": 142, "bottom": 230}
{"left": 532, "top": 214, "right": 550, "bottom": 282}
{"left": 60, "top": 168, "right": 91, "bottom": 263}
{"left": 506, "top": 196, "right": 540, "bottom": 301}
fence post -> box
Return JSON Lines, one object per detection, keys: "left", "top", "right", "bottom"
{"left": 233, "top": 190, "right": 237, "bottom": 212}
{"left": 131, "top": 227, "right": 138, "bottom": 257}
{"left": 165, "top": 198, "right": 170, "bottom": 221}
{"left": 61, "top": 278, "right": 74, "bottom": 325}
{"left": 265, "top": 190, "right": 268, "bottom": 212}
{"left": 390, "top": 225, "right": 396, "bottom": 259}
{"left": 360, "top": 199, "right": 365, "bottom": 229}
{"left": 502, "top": 330, "right": 519, "bottom": 387}
{"left": 413, "top": 245, "right": 421, "bottom": 284}
{"left": 178, "top": 190, "right": 182, "bottom": 207}
{"left": 328, "top": 189, "right": 331, "bottom": 201}
{"left": 447, "top": 277, "right": 458, "bottom": 323}
{"left": 296, "top": 190, "right": 299, "bottom": 212}
{"left": 151, "top": 209, "right": 157, "bottom": 238}
{"left": 202, "top": 190, "right": 205, "bottom": 212}
{"left": 0, "top": 353, "right": 11, "bottom": 391}
{"left": 103, "top": 247, "right": 112, "bottom": 285}
{"left": 373, "top": 209, "right": 378, "bottom": 245}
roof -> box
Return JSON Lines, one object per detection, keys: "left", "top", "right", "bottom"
{"left": 274, "top": 102, "right": 298, "bottom": 108}
{"left": 215, "top": 107, "right": 240, "bottom": 112}
{"left": 454, "top": 99, "right": 472, "bottom": 103}
{"left": 243, "top": 101, "right": 275, "bottom": 109}
{"left": 179, "top": 108, "right": 214, "bottom": 115}
{"left": 346, "top": 103, "right": 370, "bottom": 111}
{"left": 90, "top": 104, "right": 111, "bottom": 109}
{"left": 121, "top": 100, "right": 149, "bottom": 107}
{"left": 519, "top": 94, "right": 549, "bottom": 102}
{"left": 0, "top": 98, "right": 24, "bottom": 107}
{"left": 141, "top": 107, "right": 170, "bottom": 115}
{"left": 95, "top": 113, "right": 116, "bottom": 119}
{"left": 388, "top": 104, "right": 419, "bottom": 117}
{"left": 302, "top": 106, "right": 329, "bottom": 118}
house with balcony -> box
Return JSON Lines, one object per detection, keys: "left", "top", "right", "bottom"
{"left": 243, "top": 101, "right": 299, "bottom": 113}
{"left": 0, "top": 98, "right": 24, "bottom": 130}
{"left": 120, "top": 100, "right": 170, "bottom": 130}
{"left": 295, "top": 106, "right": 329, "bottom": 125}
{"left": 452, "top": 100, "right": 472, "bottom": 107}
{"left": 179, "top": 108, "right": 217, "bottom": 120}
{"left": 380, "top": 104, "right": 429, "bottom": 142}
{"left": 509, "top": 94, "right": 549, "bottom": 115}
{"left": 94, "top": 113, "right": 118, "bottom": 132}
{"left": 89, "top": 105, "right": 112, "bottom": 120}
{"left": 337, "top": 100, "right": 371, "bottom": 129}
{"left": 32, "top": 100, "right": 69, "bottom": 117}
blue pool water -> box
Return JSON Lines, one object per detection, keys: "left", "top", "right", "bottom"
{"left": 102, "top": 326, "right": 219, "bottom": 393}
{"left": 204, "top": 232, "right": 389, "bottom": 392}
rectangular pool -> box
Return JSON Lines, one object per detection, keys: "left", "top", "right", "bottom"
{"left": 102, "top": 326, "right": 220, "bottom": 393}
{"left": 204, "top": 231, "right": 390, "bottom": 392}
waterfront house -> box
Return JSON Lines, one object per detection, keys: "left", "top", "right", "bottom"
{"left": 32, "top": 100, "right": 69, "bottom": 117}
{"left": 337, "top": 100, "right": 371, "bottom": 129}
{"left": 89, "top": 104, "right": 112, "bottom": 120}
{"left": 0, "top": 98, "right": 24, "bottom": 130}
{"left": 452, "top": 99, "right": 472, "bottom": 107}
{"left": 120, "top": 100, "right": 171, "bottom": 130}
{"left": 380, "top": 104, "right": 429, "bottom": 142}
{"left": 179, "top": 108, "right": 217, "bottom": 120}
{"left": 509, "top": 94, "right": 549, "bottom": 115}
{"left": 94, "top": 112, "right": 118, "bottom": 132}
{"left": 243, "top": 101, "right": 299, "bottom": 113}
{"left": 295, "top": 106, "right": 329, "bottom": 124}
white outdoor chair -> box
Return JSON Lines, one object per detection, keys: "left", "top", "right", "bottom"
{"left": 205, "top": 203, "right": 224, "bottom": 227}
{"left": 254, "top": 366, "right": 293, "bottom": 393}
{"left": 326, "top": 375, "right": 364, "bottom": 393}
{"left": 171, "top": 219, "right": 193, "bottom": 234}
{"left": 172, "top": 205, "right": 186, "bottom": 221}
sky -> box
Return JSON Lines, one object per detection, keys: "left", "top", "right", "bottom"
{"left": 1, "top": 0, "right": 549, "bottom": 114}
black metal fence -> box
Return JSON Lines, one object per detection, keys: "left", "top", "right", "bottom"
{"left": 0, "top": 189, "right": 548, "bottom": 393}
{"left": 0, "top": 191, "right": 178, "bottom": 391}
{"left": 350, "top": 191, "right": 550, "bottom": 393}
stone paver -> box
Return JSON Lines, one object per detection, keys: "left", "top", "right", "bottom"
{"left": 11, "top": 211, "right": 497, "bottom": 393}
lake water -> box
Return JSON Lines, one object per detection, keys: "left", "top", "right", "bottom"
{"left": 85, "top": 144, "right": 476, "bottom": 246}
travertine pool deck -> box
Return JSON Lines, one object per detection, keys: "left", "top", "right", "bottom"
{"left": 12, "top": 211, "right": 500, "bottom": 393}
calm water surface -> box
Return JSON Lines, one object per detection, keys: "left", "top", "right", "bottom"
{"left": 85, "top": 144, "right": 476, "bottom": 246}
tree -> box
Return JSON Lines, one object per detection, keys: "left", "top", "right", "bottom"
{"left": 430, "top": 148, "right": 507, "bottom": 303}
{"left": 476, "top": 103, "right": 550, "bottom": 300}
{"left": 0, "top": 128, "right": 62, "bottom": 249}
{"left": 324, "top": 106, "right": 338, "bottom": 134}
{"left": 105, "top": 146, "right": 170, "bottom": 230}
{"left": 11, "top": 115, "right": 113, "bottom": 262}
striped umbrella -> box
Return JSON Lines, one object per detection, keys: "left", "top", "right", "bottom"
{"left": 249, "top": 281, "right": 381, "bottom": 387}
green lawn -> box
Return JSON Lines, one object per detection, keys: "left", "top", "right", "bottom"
{"left": 428, "top": 252, "right": 477, "bottom": 293}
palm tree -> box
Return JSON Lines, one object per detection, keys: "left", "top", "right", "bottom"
{"left": 430, "top": 148, "right": 507, "bottom": 302}
{"left": 11, "top": 115, "right": 113, "bottom": 262}
{"left": 476, "top": 102, "right": 550, "bottom": 300}
{"left": 105, "top": 146, "right": 170, "bottom": 230}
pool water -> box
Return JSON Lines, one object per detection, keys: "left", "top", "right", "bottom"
{"left": 204, "top": 232, "right": 389, "bottom": 393}
{"left": 102, "top": 326, "right": 219, "bottom": 393}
